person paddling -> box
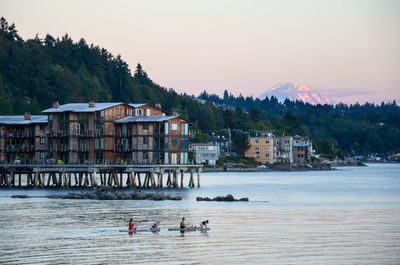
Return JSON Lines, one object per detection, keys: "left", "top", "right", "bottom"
{"left": 151, "top": 221, "right": 160, "bottom": 230}
{"left": 128, "top": 218, "right": 137, "bottom": 231}
{"left": 200, "top": 220, "right": 209, "bottom": 229}
{"left": 180, "top": 217, "right": 195, "bottom": 229}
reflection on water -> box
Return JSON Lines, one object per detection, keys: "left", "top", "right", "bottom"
{"left": 0, "top": 164, "right": 400, "bottom": 264}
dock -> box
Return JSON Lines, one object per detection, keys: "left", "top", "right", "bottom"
{"left": 0, "top": 164, "right": 202, "bottom": 189}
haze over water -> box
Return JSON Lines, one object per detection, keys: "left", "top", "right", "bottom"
{"left": 0, "top": 163, "right": 399, "bottom": 264}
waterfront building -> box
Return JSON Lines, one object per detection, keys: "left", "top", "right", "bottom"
{"left": 208, "top": 134, "right": 230, "bottom": 157}
{"left": 191, "top": 143, "right": 219, "bottom": 166}
{"left": 0, "top": 102, "right": 189, "bottom": 165}
{"left": 273, "top": 136, "right": 293, "bottom": 163}
{"left": 292, "top": 135, "right": 313, "bottom": 165}
{"left": 0, "top": 113, "right": 48, "bottom": 163}
{"left": 245, "top": 134, "right": 274, "bottom": 164}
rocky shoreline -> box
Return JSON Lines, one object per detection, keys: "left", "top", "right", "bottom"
{"left": 48, "top": 186, "right": 183, "bottom": 200}
{"left": 196, "top": 194, "right": 249, "bottom": 201}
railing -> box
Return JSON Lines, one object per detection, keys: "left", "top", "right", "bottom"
{"left": 1, "top": 145, "right": 35, "bottom": 152}
{"left": 2, "top": 131, "right": 34, "bottom": 138}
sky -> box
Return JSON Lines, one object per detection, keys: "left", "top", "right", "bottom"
{"left": 1, "top": 0, "right": 399, "bottom": 104}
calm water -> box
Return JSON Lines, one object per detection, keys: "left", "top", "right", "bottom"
{"left": 0, "top": 163, "right": 399, "bottom": 264}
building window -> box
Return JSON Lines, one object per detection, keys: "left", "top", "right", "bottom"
{"left": 40, "top": 152, "right": 45, "bottom": 159}
{"left": 266, "top": 154, "right": 270, "bottom": 157}
{"left": 40, "top": 124, "right": 45, "bottom": 131}
{"left": 255, "top": 139, "right": 259, "bottom": 144}
{"left": 143, "top": 136, "right": 149, "bottom": 144}
{"left": 143, "top": 123, "right": 149, "bottom": 130}
{"left": 266, "top": 140, "right": 269, "bottom": 144}
{"left": 146, "top": 109, "right": 151, "bottom": 116}
{"left": 135, "top": 109, "right": 144, "bottom": 116}
{"left": 265, "top": 147, "right": 269, "bottom": 151}
{"left": 40, "top": 137, "right": 45, "bottom": 144}
{"left": 126, "top": 109, "right": 133, "bottom": 116}
{"left": 171, "top": 138, "right": 178, "bottom": 146}
{"left": 143, "top": 152, "right": 148, "bottom": 159}
{"left": 172, "top": 123, "right": 178, "bottom": 131}
{"left": 117, "top": 108, "right": 121, "bottom": 115}
{"left": 255, "top": 147, "right": 259, "bottom": 151}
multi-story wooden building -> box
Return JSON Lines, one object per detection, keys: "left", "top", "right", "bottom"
{"left": 0, "top": 113, "right": 48, "bottom": 163}
{"left": 40, "top": 102, "right": 189, "bottom": 164}
{"left": 245, "top": 134, "right": 274, "bottom": 164}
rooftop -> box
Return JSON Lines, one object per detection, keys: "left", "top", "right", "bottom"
{"left": 115, "top": 115, "right": 179, "bottom": 123}
{"left": 0, "top": 115, "right": 48, "bottom": 125}
{"left": 42, "top": 102, "right": 125, "bottom": 113}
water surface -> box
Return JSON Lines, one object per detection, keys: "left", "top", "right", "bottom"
{"left": 0, "top": 163, "right": 399, "bottom": 264}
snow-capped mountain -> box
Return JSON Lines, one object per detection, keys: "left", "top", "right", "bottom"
{"left": 257, "top": 82, "right": 333, "bottom": 105}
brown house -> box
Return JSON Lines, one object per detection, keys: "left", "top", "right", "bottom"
{"left": 0, "top": 113, "right": 48, "bottom": 163}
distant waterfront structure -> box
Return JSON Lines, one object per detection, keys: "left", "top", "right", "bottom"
{"left": 208, "top": 134, "right": 229, "bottom": 157}
{"left": 245, "top": 134, "right": 313, "bottom": 165}
{"left": 191, "top": 143, "right": 219, "bottom": 166}
{"left": 292, "top": 135, "right": 313, "bottom": 165}
{"left": 0, "top": 102, "right": 190, "bottom": 165}
{"left": 273, "top": 136, "right": 293, "bottom": 164}
{"left": 244, "top": 133, "right": 274, "bottom": 164}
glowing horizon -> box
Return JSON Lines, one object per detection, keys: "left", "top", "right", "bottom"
{"left": 1, "top": 0, "right": 399, "bottom": 104}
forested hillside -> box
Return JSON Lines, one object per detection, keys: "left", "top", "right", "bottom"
{"left": 1, "top": 17, "right": 399, "bottom": 155}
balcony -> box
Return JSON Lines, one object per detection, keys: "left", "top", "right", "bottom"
{"left": 2, "top": 131, "right": 34, "bottom": 138}
{"left": 115, "top": 144, "right": 132, "bottom": 152}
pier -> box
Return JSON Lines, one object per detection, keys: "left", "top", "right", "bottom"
{"left": 0, "top": 164, "right": 202, "bottom": 189}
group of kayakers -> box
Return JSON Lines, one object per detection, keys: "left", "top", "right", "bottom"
{"left": 128, "top": 218, "right": 209, "bottom": 231}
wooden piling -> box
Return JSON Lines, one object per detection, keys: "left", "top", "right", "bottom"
{"left": 180, "top": 170, "right": 184, "bottom": 188}
{"left": 197, "top": 170, "right": 200, "bottom": 188}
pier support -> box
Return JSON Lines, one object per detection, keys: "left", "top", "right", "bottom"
{"left": 180, "top": 170, "right": 184, "bottom": 188}
{"left": 197, "top": 170, "right": 200, "bottom": 188}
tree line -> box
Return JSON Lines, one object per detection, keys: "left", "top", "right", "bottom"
{"left": 1, "top": 17, "right": 399, "bottom": 156}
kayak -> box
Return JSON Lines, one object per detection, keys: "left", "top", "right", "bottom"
{"left": 119, "top": 229, "right": 160, "bottom": 232}
{"left": 168, "top": 228, "right": 210, "bottom": 231}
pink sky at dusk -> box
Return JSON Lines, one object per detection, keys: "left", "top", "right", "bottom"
{"left": 1, "top": 0, "right": 399, "bottom": 104}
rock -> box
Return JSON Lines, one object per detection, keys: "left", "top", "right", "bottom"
{"left": 204, "top": 197, "right": 212, "bottom": 201}
{"left": 196, "top": 197, "right": 204, "bottom": 201}
{"left": 214, "top": 196, "right": 225, "bottom": 201}
{"left": 65, "top": 192, "right": 87, "bottom": 199}
{"left": 96, "top": 186, "right": 114, "bottom": 194}
{"left": 151, "top": 193, "right": 165, "bottom": 201}
{"left": 89, "top": 194, "right": 99, "bottom": 200}
{"left": 135, "top": 193, "right": 148, "bottom": 200}
{"left": 11, "top": 194, "right": 30, "bottom": 198}
{"left": 239, "top": 197, "right": 249, "bottom": 201}
{"left": 99, "top": 191, "right": 118, "bottom": 200}
{"left": 224, "top": 194, "right": 235, "bottom": 201}
{"left": 167, "top": 195, "right": 182, "bottom": 200}
{"left": 118, "top": 193, "right": 132, "bottom": 200}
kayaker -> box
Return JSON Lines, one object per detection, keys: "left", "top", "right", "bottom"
{"left": 128, "top": 218, "right": 136, "bottom": 231}
{"left": 200, "top": 220, "right": 209, "bottom": 229}
{"left": 151, "top": 221, "right": 159, "bottom": 230}
{"left": 180, "top": 217, "right": 195, "bottom": 229}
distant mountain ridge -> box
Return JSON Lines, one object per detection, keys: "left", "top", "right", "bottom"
{"left": 258, "top": 82, "right": 333, "bottom": 105}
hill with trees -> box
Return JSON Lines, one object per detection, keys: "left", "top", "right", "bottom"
{"left": 1, "top": 17, "right": 399, "bottom": 157}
